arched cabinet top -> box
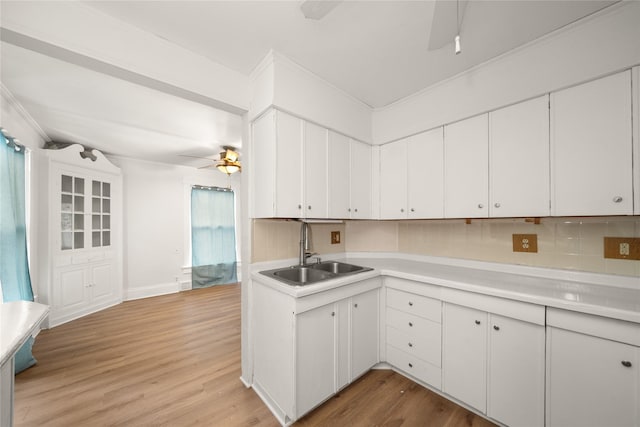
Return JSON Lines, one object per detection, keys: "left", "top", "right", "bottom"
{"left": 45, "top": 144, "right": 121, "bottom": 175}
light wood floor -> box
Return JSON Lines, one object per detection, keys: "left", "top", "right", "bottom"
{"left": 15, "top": 284, "right": 495, "bottom": 427}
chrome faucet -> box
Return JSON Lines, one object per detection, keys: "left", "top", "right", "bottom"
{"left": 299, "top": 221, "right": 318, "bottom": 266}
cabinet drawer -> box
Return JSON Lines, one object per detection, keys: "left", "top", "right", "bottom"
{"left": 387, "top": 288, "right": 441, "bottom": 323}
{"left": 387, "top": 324, "right": 441, "bottom": 367}
{"left": 387, "top": 344, "right": 441, "bottom": 390}
{"left": 386, "top": 307, "right": 435, "bottom": 337}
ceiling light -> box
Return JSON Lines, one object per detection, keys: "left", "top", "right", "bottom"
{"left": 217, "top": 146, "right": 241, "bottom": 175}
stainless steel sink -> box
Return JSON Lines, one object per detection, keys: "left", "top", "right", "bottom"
{"left": 260, "top": 261, "right": 372, "bottom": 286}
{"left": 311, "top": 261, "right": 368, "bottom": 274}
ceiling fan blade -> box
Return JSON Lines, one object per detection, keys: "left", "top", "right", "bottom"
{"left": 178, "top": 154, "right": 217, "bottom": 160}
{"left": 428, "top": 0, "right": 468, "bottom": 51}
{"left": 198, "top": 164, "right": 216, "bottom": 169}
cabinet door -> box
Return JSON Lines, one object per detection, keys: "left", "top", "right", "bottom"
{"left": 296, "top": 304, "right": 336, "bottom": 417}
{"left": 327, "top": 131, "right": 350, "bottom": 219}
{"left": 275, "top": 111, "right": 304, "bottom": 218}
{"left": 351, "top": 289, "right": 379, "bottom": 380}
{"left": 252, "top": 110, "right": 277, "bottom": 218}
{"left": 304, "top": 122, "right": 328, "bottom": 218}
{"left": 379, "top": 140, "right": 408, "bottom": 219}
{"left": 444, "top": 115, "right": 489, "bottom": 218}
{"left": 90, "top": 262, "right": 114, "bottom": 305}
{"left": 547, "top": 327, "right": 639, "bottom": 427}
{"left": 408, "top": 128, "right": 444, "bottom": 219}
{"left": 53, "top": 265, "right": 88, "bottom": 313}
{"left": 443, "top": 303, "right": 487, "bottom": 413}
{"left": 490, "top": 96, "right": 549, "bottom": 217}
{"left": 551, "top": 71, "right": 633, "bottom": 216}
{"left": 488, "top": 315, "right": 545, "bottom": 427}
{"left": 350, "top": 140, "right": 372, "bottom": 219}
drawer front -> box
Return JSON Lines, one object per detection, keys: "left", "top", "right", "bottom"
{"left": 387, "top": 324, "right": 441, "bottom": 367}
{"left": 387, "top": 288, "right": 442, "bottom": 323}
{"left": 387, "top": 344, "right": 442, "bottom": 390}
{"left": 387, "top": 307, "right": 434, "bottom": 337}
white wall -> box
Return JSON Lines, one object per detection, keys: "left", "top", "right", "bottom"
{"left": 108, "top": 156, "right": 242, "bottom": 300}
{"left": 1, "top": 85, "right": 47, "bottom": 301}
{"left": 372, "top": 1, "right": 640, "bottom": 144}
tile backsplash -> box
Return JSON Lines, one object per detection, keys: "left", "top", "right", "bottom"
{"left": 252, "top": 217, "right": 640, "bottom": 277}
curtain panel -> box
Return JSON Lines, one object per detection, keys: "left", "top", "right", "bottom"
{"left": 191, "top": 187, "right": 237, "bottom": 288}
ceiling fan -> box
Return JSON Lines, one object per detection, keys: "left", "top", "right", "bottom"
{"left": 180, "top": 146, "right": 242, "bottom": 175}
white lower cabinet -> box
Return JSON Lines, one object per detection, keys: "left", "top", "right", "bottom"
{"left": 546, "top": 308, "right": 640, "bottom": 427}
{"left": 252, "top": 278, "right": 380, "bottom": 425}
{"left": 443, "top": 297, "right": 545, "bottom": 427}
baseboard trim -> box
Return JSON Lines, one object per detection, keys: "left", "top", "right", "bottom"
{"left": 124, "top": 282, "right": 181, "bottom": 301}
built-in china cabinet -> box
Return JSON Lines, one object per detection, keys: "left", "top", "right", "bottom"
{"left": 37, "top": 144, "right": 122, "bottom": 327}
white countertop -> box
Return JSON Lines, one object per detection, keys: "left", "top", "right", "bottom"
{"left": 0, "top": 301, "right": 50, "bottom": 367}
{"left": 251, "top": 255, "right": 640, "bottom": 324}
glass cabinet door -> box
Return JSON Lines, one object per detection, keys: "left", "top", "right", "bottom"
{"left": 91, "top": 180, "right": 111, "bottom": 248}
{"left": 61, "top": 174, "right": 85, "bottom": 250}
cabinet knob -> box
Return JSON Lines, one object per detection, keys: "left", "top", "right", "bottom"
{"left": 408, "top": 322, "right": 413, "bottom": 327}
{"left": 308, "top": 205, "right": 312, "bottom": 210}
{"left": 475, "top": 320, "right": 481, "bottom": 325}
{"left": 331, "top": 311, "right": 335, "bottom": 317}
{"left": 621, "top": 360, "right": 632, "bottom": 368}
{"left": 494, "top": 203, "right": 501, "bottom": 208}
{"left": 298, "top": 204, "right": 302, "bottom": 209}
{"left": 408, "top": 301, "right": 413, "bottom": 306}
{"left": 354, "top": 208, "right": 358, "bottom": 212}
{"left": 613, "top": 196, "right": 623, "bottom": 203}
{"left": 493, "top": 325, "right": 500, "bottom": 331}
{"left": 354, "top": 303, "right": 358, "bottom": 308}
{"left": 410, "top": 208, "right": 415, "bottom": 212}
{"left": 477, "top": 204, "right": 484, "bottom": 209}
{"left": 408, "top": 342, "right": 413, "bottom": 348}
{"left": 400, "top": 208, "right": 404, "bottom": 213}
{"left": 348, "top": 208, "right": 351, "bottom": 212}
{"left": 408, "top": 363, "right": 413, "bottom": 368}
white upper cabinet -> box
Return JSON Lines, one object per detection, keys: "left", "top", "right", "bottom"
{"left": 444, "top": 114, "right": 489, "bottom": 218}
{"left": 408, "top": 128, "right": 444, "bottom": 219}
{"left": 379, "top": 128, "right": 444, "bottom": 220}
{"left": 350, "top": 140, "right": 372, "bottom": 219}
{"left": 304, "top": 122, "right": 328, "bottom": 218}
{"left": 328, "top": 131, "right": 351, "bottom": 218}
{"left": 551, "top": 70, "right": 633, "bottom": 216}
{"left": 489, "top": 96, "right": 550, "bottom": 217}
{"left": 379, "top": 139, "right": 408, "bottom": 219}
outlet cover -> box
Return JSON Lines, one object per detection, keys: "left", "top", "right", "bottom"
{"left": 513, "top": 234, "right": 538, "bottom": 253}
{"left": 604, "top": 237, "right": 640, "bottom": 260}
{"left": 331, "top": 231, "right": 341, "bottom": 244}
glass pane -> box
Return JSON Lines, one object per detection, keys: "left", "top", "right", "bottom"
{"left": 61, "top": 194, "right": 73, "bottom": 212}
{"left": 103, "top": 182, "right": 111, "bottom": 197}
{"left": 92, "top": 180, "right": 101, "bottom": 196}
{"left": 92, "top": 231, "right": 101, "bottom": 247}
{"left": 74, "top": 177, "right": 84, "bottom": 194}
{"left": 102, "top": 215, "right": 110, "bottom": 230}
{"left": 92, "top": 198, "right": 101, "bottom": 213}
{"left": 92, "top": 215, "right": 101, "bottom": 230}
{"left": 61, "top": 232, "right": 72, "bottom": 250}
{"left": 74, "top": 232, "right": 84, "bottom": 249}
{"left": 102, "top": 231, "right": 110, "bottom": 246}
{"left": 74, "top": 196, "right": 84, "bottom": 212}
{"left": 61, "top": 175, "right": 72, "bottom": 193}
{"left": 103, "top": 199, "right": 111, "bottom": 214}
{"left": 61, "top": 213, "right": 72, "bottom": 231}
{"left": 74, "top": 214, "right": 84, "bottom": 230}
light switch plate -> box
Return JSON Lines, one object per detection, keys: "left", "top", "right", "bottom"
{"left": 513, "top": 234, "right": 538, "bottom": 253}
{"left": 604, "top": 237, "right": 640, "bottom": 260}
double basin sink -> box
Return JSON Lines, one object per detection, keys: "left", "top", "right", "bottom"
{"left": 260, "top": 261, "right": 372, "bottom": 286}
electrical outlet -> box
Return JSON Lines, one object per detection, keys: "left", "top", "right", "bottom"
{"left": 604, "top": 237, "right": 640, "bottom": 260}
{"left": 331, "top": 231, "right": 341, "bottom": 244}
{"left": 513, "top": 234, "right": 538, "bottom": 253}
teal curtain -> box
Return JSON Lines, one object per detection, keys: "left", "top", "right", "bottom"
{"left": 191, "top": 187, "right": 237, "bottom": 288}
{"left": 0, "top": 129, "right": 37, "bottom": 373}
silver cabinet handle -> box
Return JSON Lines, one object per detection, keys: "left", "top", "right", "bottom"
{"left": 493, "top": 325, "right": 500, "bottom": 331}
{"left": 613, "top": 196, "right": 623, "bottom": 203}
{"left": 475, "top": 320, "right": 481, "bottom": 325}
{"left": 478, "top": 203, "right": 484, "bottom": 209}
{"left": 621, "top": 360, "right": 632, "bottom": 367}
{"left": 494, "top": 203, "right": 501, "bottom": 208}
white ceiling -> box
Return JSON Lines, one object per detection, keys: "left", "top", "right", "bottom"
{"left": 0, "top": 0, "right": 618, "bottom": 165}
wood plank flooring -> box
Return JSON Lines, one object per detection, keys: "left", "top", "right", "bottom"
{"left": 15, "top": 284, "right": 495, "bottom": 427}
